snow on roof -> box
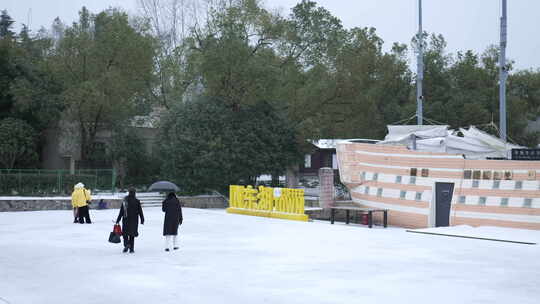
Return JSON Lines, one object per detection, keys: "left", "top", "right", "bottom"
{"left": 378, "top": 125, "right": 523, "bottom": 159}
{"left": 311, "top": 139, "right": 379, "bottom": 149}
{"left": 310, "top": 139, "right": 347, "bottom": 149}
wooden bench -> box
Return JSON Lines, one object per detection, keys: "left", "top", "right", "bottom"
{"left": 330, "top": 206, "right": 388, "bottom": 228}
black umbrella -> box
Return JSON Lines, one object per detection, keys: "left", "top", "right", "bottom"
{"left": 148, "top": 181, "right": 180, "bottom": 192}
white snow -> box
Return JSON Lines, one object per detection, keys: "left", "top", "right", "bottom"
{"left": 0, "top": 207, "right": 539, "bottom": 304}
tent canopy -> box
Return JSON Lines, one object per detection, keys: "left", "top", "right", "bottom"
{"left": 377, "top": 125, "right": 522, "bottom": 159}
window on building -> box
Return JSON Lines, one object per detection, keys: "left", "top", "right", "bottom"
{"left": 409, "top": 176, "right": 416, "bottom": 185}
{"left": 473, "top": 170, "right": 481, "bottom": 180}
{"left": 478, "top": 197, "right": 486, "bottom": 206}
{"left": 364, "top": 186, "right": 370, "bottom": 195}
{"left": 373, "top": 173, "right": 378, "bottom": 181}
{"left": 493, "top": 180, "right": 500, "bottom": 189}
{"left": 377, "top": 188, "right": 383, "bottom": 197}
{"left": 421, "top": 168, "right": 429, "bottom": 177}
{"left": 463, "top": 170, "right": 472, "bottom": 179}
{"left": 395, "top": 175, "right": 402, "bottom": 183}
{"left": 524, "top": 198, "right": 532, "bottom": 208}
{"left": 515, "top": 181, "right": 523, "bottom": 190}
{"left": 400, "top": 190, "right": 406, "bottom": 199}
{"left": 500, "top": 198, "right": 509, "bottom": 207}
{"left": 410, "top": 168, "right": 417, "bottom": 176}
{"left": 472, "top": 180, "right": 479, "bottom": 188}
{"left": 459, "top": 196, "right": 466, "bottom": 204}
{"left": 304, "top": 154, "right": 311, "bottom": 168}
{"left": 482, "top": 171, "right": 492, "bottom": 180}
{"left": 415, "top": 192, "right": 422, "bottom": 201}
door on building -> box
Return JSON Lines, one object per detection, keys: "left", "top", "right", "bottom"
{"left": 435, "top": 182, "right": 454, "bottom": 227}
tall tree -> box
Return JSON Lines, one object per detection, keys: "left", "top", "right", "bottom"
{"left": 159, "top": 96, "right": 301, "bottom": 193}
{"left": 0, "top": 118, "right": 38, "bottom": 168}
{"left": 52, "top": 7, "right": 156, "bottom": 161}
{"left": 0, "top": 10, "right": 17, "bottom": 119}
{"left": 138, "top": 0, "right": 201, "bottom": 108}
{"left": 0, "top": 10, "right": 15, "bottom": 39}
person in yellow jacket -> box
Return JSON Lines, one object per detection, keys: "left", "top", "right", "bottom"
{"left": 71, "top": 182, "right": 92, "bottom": 224}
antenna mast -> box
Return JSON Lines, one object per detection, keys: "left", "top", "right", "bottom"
{"left": 499, "top": 0, "right": 507, "bottom": 141}
{"left": 416, "top": 0, "right": 424, "bottom": 125}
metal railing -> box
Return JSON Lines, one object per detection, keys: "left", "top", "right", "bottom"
{"left": 0, "top": 169, "right": 116, "bottom": 195}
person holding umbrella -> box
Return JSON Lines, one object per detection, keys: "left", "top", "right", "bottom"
{"left": 162, "top": 192, "right": 183, "bottom": 251}
{"left": 116, "top": 188, "right": 145, "bottom": 253}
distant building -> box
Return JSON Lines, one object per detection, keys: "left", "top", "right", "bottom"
{"left": 41, "top": 108, "right": 162, "bottom": 171}
{"left": 299, "top": 139, "right": 341, "bottom": 177}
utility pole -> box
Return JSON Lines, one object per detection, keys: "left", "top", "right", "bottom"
{"left": 499, "top": 0, "right": 507, "bottom": 141}
{"left": 416, "top": 0, "right": 424, "bottom": 125}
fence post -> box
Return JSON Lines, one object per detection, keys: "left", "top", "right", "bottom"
{"left": 112, "top": 169, "right": 116, "bottom": 194}
{"left": 18, "top": 170, "right": 21, "bottom": 193}
{"left": 319, "top": 167, "right": 334, "bottom": 209}
{"left": 57, "top": 170, "right": 61, "bottom": 194}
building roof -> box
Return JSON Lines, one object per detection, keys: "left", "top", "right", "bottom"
{"left": 310, "top": 139, "right": 349, "bottom": 149}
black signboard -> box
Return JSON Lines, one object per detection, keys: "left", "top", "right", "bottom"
{"left": 511, "top": 149, "right": 540, "bottom": 161}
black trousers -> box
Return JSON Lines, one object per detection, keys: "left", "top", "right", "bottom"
{"left": 123, "top": 235, "right": 135, "bottom": 250}
{"left": 77, "top": 205, "right": 92, "bottom": 223}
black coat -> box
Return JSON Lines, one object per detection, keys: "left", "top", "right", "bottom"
{"left": 116, "top": 196, "right": 145, "bottom": 237}
{"left": 162, "top": 196, "right": 183, "bottom": 236}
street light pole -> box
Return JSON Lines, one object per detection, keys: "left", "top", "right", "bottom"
{"left": 416, "top": 0, "right": 424, "bottom": 125}
{"left": 499, "top": 0, "right": 507, "bottom": 141}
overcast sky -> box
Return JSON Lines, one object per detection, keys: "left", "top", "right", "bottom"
{"left": 3, "top": 0, "right": 540, "bottom": 71}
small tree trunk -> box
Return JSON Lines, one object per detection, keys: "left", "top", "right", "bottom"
{"left": 271, "top": 173, "right": 280, "bottom": 187}
{"left": 285, "top": 165, "right": 299, "bottom": 188}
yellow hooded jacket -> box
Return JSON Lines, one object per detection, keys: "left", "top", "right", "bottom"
{"left": 71, "top": 188, "right": 91, "bottom": 208}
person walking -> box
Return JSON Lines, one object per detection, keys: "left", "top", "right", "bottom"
{"left": 162, "top": 192, "right": 183, "bottom": 252}
{"left": 116, "top": 188, "right": 145, "bottom": 253}
{"left": 71, "top": 182, "right": 92, "bottom": 224}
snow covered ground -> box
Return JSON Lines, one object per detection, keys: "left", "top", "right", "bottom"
{"left": 0, "top": 207, "right": 539, "bottom": 304}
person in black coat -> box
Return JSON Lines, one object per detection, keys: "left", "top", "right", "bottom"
{"left": 116, "top": 188, "right": 145, "bottom": 253}
{"left": 162, "top": 192, "right": 183, "bottom": 251}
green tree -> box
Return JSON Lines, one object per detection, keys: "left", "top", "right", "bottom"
{"left": 508, "top": 69, "right": 540, "bottom": 146}
{"left": 275, "top": 1, "right": 412, "bottom": 140}
{"left": 9, "top": 25, "right": 64, "bottom": 132}
{"left": 187, "top": 0, "right": 284, "bottom": 110}
{"left": 0, "top": 10, "right": 18, "bottom": 120}
{"left": 0, "top": 10, "right": 15, "bottom": 39}
{"left": 108, "top": 126, "right": 158, "bottom": 190}
{"left": 0, "top": 118, "right": 38, "bottom": 168}
{"left": 52, "top": 7, "right": 156, "bottom": 161}
{"left": 159, "top": 96, "right": 302, "bottom": 193}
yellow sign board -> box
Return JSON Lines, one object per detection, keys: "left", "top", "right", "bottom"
{"left": 227, "top": 185, "right": 308, "bottom": 222}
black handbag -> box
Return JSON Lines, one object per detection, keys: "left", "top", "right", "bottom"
{"left": 108, "top": 231, "right": 121, "bottom": 243}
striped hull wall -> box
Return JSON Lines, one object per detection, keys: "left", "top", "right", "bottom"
{"left": 336, "top": 142, "right": 540, "bottom": 230}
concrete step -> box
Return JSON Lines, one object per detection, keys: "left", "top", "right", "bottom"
{"left": 141, "top": 203, "right": 161, "bottom": 207}
{"left": 140, "top": 201, "right": 163, "bottom": 205}
{"left": 139, "top": 197, "right": 164, "bottom": 201}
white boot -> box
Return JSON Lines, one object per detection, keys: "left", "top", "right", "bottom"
{"left": 164, "top": 235, "right": 172, "bottom": 252}
{"left": 173, "top": 235, "right": 179, "bottom": 250}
